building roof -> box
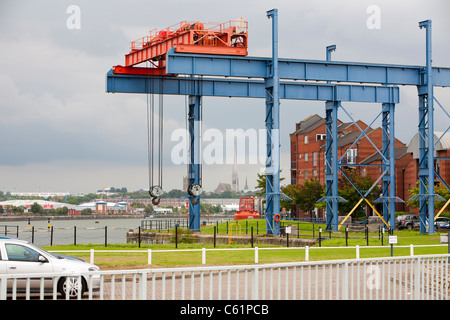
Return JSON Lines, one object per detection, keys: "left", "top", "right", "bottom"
{"left": 407, "top": 131, "right": 450, "bottom": 159}
{"left": 0, "top": 200, "right": 77, "bottom": 210}
{"left": 318, "top": 130, "right": 376, "bottom": 150}
{"left": 360, "top": 146, "right": 409, "bottom": 164}
{"left": 294, "top": 114, "right": 324, "bottom": 134}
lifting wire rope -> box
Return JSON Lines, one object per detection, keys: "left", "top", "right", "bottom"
{"left": 146, "top": 67, "right": 164, "bottom": 205}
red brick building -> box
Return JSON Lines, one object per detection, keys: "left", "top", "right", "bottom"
{"left": 290, "top": 114, "right": 406, "bottom": 186}
{"left": 290, "top": 115, "right": 450, "bottom": 218}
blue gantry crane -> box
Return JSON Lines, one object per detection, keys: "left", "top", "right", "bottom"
{"left": 106, "top": 9, "right": 450, "bottom": 235}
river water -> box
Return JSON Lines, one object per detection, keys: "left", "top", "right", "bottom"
{"left": 0, "top": 216, "right": 233, "bottom": 247}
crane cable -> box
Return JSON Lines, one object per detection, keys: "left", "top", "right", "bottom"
{"left": 146, "top": 66, "right": 164, "bottom": 205}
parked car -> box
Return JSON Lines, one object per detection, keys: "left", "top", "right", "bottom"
{"left": 435, "top": 217, "right": 450, "bottom": 229}
{"left": 0, "top": 238, "right": 100, "bottom": 298}
{"left": 396, "top": 215, "right": 420, "bottom": 230}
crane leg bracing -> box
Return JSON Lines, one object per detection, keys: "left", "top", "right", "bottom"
{"left": 106, "top": 11, "right": 450, "bottom": 235}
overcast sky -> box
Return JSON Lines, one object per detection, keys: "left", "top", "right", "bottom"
{"left": 0, "top": 0, "right": 449, "bottom": 194}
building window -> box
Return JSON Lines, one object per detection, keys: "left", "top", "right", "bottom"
{"left": 362, "top": 168, "right": 366, "bottom": 176}
{"left": 313, "top": 169, "right": 317, "bottom": 177}
{"left": 299, "top": 153, "right": 302, "bottom": 160}
{"left": 313, "top": 152, "right": 317, "bottom": 166}
{"left": 304, "top": 153, "right": 308, "bottom": 162}
{"left": 316, "top": 134, "right": 326, "bottom": 141}
{"left": 304, "top": 170, "right": 308, "bottom": 179}
{"left": 347, "top": 149, "right": 357, "bottom": 164}
{"left": 304, "top": 136, "right": 308, "bottom": 144}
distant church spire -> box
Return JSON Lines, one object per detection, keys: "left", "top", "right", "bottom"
{"left": 231, "top": 145, "right": 239, "bottom": 192}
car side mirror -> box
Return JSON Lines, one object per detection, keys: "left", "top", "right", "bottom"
{"left": 38, "top": 255, "right": 48, "bottom": 263}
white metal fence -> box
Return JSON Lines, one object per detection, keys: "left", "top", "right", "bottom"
{"left": 1, "top": 254, "right": 448, "bottom": 300}
{"left": 50, "top": 243, "right": 448, "bottom": 265}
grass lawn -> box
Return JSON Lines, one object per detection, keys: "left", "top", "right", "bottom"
{"left": 44, "top": 219, "right": 449, "bottom": 268}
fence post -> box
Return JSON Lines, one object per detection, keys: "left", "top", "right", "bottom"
{"left": 365, "top": 225, "right": 369, "bottom": 246}
{"left": 305, "top": 246, "right": 309, "bottom": 261}
{"left": 148, "top": 249, "right": 152, "bottom": 265}
{"left": 251, "top": 227, "right": 254, "bottom": 248}
{"left": 345, "top": 227, "right": 348, "bottom": 246}
{"left": 105, "top": 226, "right": 108, "bottom": 247}
{"left": 139, "top": 271, "right": 147, "bottom": 300}
{"left": 410, "top": 244, "right": 414, "bottom": 256}
{"left": 356, "top": 245, "right": 360, "bottom": 259}
{"left": 202, "top": 248, "right": 206, "bottom": 265}
{"left": 50, "top": 226, "right": 54, "bottom": 246}
{"left": 138, "top": 226, "right": 141, "bottom": 248}
{"left": 414, "top": 257, "right": 420, "bottom": 300}
{"left": 0, "top": 277, "right": 6, "bottom": 300}
{"left": 318, "top": 228, "right": 322, "bottom": 247}
{"left": 255, "top": 247, "right": 259, "bottom": 264}
{"left": 251, "top": 267, "right": 259, "bottom": 300}
{"left": 90, "top": 249, "right": 94, "bottom": 264}
{"left": 74, "top": 226, "right": 77, "bottom": 246}
{"left": 175, "top": 226, "right": 178, "bottom": 249}
{"left": 342, "top": 262, "right": 349, "bottom": 300}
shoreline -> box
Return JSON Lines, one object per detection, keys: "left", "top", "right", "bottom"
{"left": 0, "top": 213, "right": 232, "bottom": 222}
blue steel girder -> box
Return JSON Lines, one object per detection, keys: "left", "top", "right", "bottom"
{"left": 166, "top": 49, "right": 450, "bottom": 87}
{"left": 106, "top": 71, "right": 399, "bottom": 103}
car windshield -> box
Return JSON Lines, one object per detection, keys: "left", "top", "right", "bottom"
{"left": 25, "top": 242, "right": 59, "bottom": 259}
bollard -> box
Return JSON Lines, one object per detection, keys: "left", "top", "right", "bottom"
{"left": 345, "top": 227, "right": 348, "bottom": 246}
{"left": 318, "top": 228, "right": 322, "bottom": 247}
{"left": 105, "top": 226, "right": 108, "bottom": 247}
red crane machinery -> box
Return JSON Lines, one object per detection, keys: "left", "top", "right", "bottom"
{"left": 234, "top": 197, "right": 260, "bottom": 220}
{"left": 113, "top": 18, "right": 248, "bottom": 76}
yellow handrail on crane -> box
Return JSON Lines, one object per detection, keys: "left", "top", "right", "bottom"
{"left": 426, "top": 198, "right": 450, "bottom": 231}
{"left": 228, "top": 222, "right": 241, "bottom": 244}
{"left": 338, "top": 198, "right": 390, "bottom": 230}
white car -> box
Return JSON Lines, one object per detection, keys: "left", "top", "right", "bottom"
{"left": 0, "top": 237, "right": 100, "bottom": 298}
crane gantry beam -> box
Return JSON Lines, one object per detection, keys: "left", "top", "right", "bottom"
{"left": 107, "top": 10, "right": 449, "bottom": 234}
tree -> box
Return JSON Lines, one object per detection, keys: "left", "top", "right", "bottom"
{"left": 407, "top": 182, "right": 450, "bottom": 211}
{"left": 255, "top": 170, "right": 285, "bottom": 197}
{"left": 30, "top": 202, "right": 43, "bottom": 215}
{"left": 296, "top": 179, "right": 324, "bottom": 218}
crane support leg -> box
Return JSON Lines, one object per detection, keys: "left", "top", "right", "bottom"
{"left": 265, "top": 9, "right": 280, "bottom": 235}
{"left": 382, "top": 103, "right": 397, "bottom": 230}
{"left": 188, "top": 95, "right": 202, "bottom": 231}
{"left": 325, "top": 101, "right": 340, "bottom": 231}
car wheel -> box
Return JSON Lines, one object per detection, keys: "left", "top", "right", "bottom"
{"left": 58, "top": 276, "right": 87, "bottom": 298}
{"left": 407, "top": 224, "right": 413, "bottom": 230}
